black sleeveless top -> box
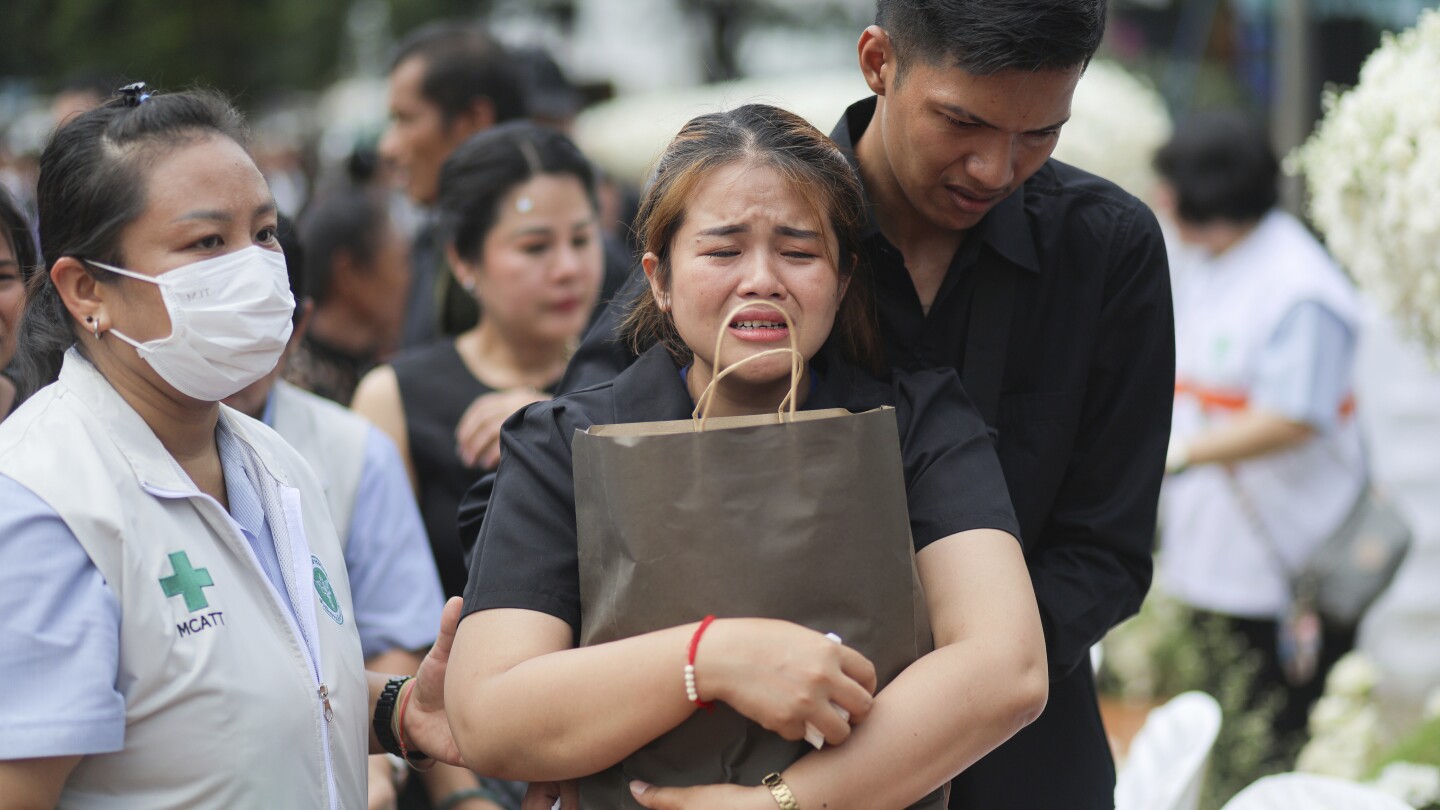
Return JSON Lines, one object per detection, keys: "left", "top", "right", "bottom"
{"left": 392, "top": 341, "right": 493, "bottom": 597}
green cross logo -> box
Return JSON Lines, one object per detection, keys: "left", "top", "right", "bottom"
{"left": 159, "top": 551, "right": 214, "bottom": 612}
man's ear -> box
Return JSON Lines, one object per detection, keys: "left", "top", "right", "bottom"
{"left": 641, "top": 251, "right": 668, "bottom": 312}
{"left": 49, "top": 258, "right": 105, "bottom": 332}
{"left": 858, "top": 25, "right": 894, "bottom": 97}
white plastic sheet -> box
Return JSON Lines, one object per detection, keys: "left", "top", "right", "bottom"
{"left": 1115, "top": 691, "right": 1223, "bottom": 810}
{"left": 1222, "top": 773, "right": 1413, "bottom": 809}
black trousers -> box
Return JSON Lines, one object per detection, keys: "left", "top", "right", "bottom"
{"left": 947, "top": 664, "right": 1116, "bottom": 810}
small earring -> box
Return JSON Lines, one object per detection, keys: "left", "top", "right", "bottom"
{"left": 86, "top": 316, "right": 101, "bottom": 340}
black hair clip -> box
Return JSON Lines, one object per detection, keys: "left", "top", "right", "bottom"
{"left": 118, "top": 82, "right": 151, "bottom": 107}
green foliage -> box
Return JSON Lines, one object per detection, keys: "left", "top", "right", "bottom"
{"left": 1099, "top": 593, "right": 1286, "bottom": 810}
{"left": 1373, "top": 716, "right": 1440, "bottom": 775}
{"left": 1099, "top": 590, "right": 1209, "bottom": 699}
{"left": 1184, "top": 614, "right": 1286, "bottom": 810}
{"left": 0, "top": 0, "right": 494, "bottom": 105}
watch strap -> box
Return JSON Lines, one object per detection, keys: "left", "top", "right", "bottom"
{"left": 763, "top": 772, "right": 801, "bottom": 810}
{"left": 373, "top": 676, "right": 409, "bottom": 758}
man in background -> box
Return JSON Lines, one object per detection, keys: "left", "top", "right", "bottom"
{"left": 379, "top": 22, "right": 527, "bottom": 349}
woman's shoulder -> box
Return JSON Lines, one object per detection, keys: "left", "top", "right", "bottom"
{"left": 545, "top": 344, "right": 691, "bottom": 427}
{"left": 515, "top": 378, "right": 622, "bottom": 440}
{"left": 887, "top": 365, "right": 969, "bottom": 408}
{"left": 389, "top": 338, "right": 463, "bottom": 370}
{"left": 0, "top": 473, "right": 114, "bottom": 603}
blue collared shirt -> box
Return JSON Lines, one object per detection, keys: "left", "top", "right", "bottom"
{"left": 261, "top": 392, "right": 443, "bottom": 659}
{"left": 1250, "top": 300, "right": 1356, "bottom": 432}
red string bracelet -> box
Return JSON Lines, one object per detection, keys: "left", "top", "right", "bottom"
{"left": 396, "top": 677, "right": 435, "bottom": 771}
{"left": 685, "top": 615, "right": 717, "bottom": 710}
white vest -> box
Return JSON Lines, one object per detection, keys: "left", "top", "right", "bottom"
{"left": 268, "top": 380, "right": 371, "bottom": 548}
{"left": 1161, "top": 210, "right": 1366, "bottom": 618}
{"left": 0, "top": 352, "right": 368, "bottom": 809}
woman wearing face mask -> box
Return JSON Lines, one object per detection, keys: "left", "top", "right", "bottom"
{"left": 447, "top": 105, "right": 1047, "bottom": 810}
{"left": 0, "top": 187, "right": 35, "bottom": 419}
{"left": 0, "top": 86, "right": 461, "bottom": 808}
{"left": 353, "top": 122, "right": 603, "bottom": 598}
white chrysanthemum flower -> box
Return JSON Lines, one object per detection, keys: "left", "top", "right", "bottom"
{"left": 1371, "top": 762, "right": 1440, "bottom": 806}
{"left": 1291, "top": 9, "right": 1440, "bottom": 357}
{"left": 1051, "top": 60, "right": 1172, "bottom": 201}
{"left": 1309, "top": 694, "right": 1354, "bottom": 733}
{"left": 1297, "top": 705, "right": 1383, "bottom": 779}
{"left": 1326, "top": 652, "right": 1381, "bottom": 697}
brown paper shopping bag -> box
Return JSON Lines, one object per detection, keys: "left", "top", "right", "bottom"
{"left": 572, "top": 303, "right": 941, "bottom": 808}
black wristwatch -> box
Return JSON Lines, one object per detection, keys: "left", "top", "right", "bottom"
{"left": 373, "top": 676, "right": 409, "bottom": 758}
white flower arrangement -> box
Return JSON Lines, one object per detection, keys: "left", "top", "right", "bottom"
{"left": 1290, "top": 9, "right": 1440, "bottom": 358}
{"left": 1051, "top": 60, "right": 1172, "bottom": 201}
{"left": 1298, "top": 652, "right": 1386, "bottom": 780}
{"left": 1297, "top": 652, "right": 1440, "bottom": 807}
{"left": 1327, "top": 651, "right": 1382, "bottom": 697}
{"left": 1372, "top": 762, "right": 1440, "bottom": 808}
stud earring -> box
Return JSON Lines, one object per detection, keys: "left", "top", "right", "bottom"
{"left": 86, "top": 316, "right": 100, "bottom": 340}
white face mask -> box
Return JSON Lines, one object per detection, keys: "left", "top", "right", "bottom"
{"left": 90, "top": 246, "right": 295, "bottom": 401}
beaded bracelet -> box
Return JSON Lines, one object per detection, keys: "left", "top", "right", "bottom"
{"left": 685, "top": 615, "right": 717, "bottom": 709}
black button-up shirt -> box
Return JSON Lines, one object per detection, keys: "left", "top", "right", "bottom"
{"left": 832, "top": 98, "right": 1175, "bottom": 682}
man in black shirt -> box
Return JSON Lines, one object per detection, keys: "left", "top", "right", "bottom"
{"left": 500, "top": 1, "right": 1173, "bottom": 806}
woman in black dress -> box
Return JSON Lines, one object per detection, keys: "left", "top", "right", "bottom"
{"left": 354, "top": 123, "right": 603, "bottom": 597}
{"left": 446, "top": 105, "right": 1046, "bottom": 809}
{"left": 0, "top": 187, "right": 34, "bottom": 420}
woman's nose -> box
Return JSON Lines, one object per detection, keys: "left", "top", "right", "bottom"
{"left": 552, "top": 243, "right": 588, "bottom": 281}
{"left": 736, "top": 253, "right": 786, "bottom": 298}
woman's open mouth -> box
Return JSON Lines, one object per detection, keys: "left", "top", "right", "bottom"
{"left": 728, "top": 313, "right": 791, "bottom": 343}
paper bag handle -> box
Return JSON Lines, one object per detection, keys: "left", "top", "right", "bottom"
{"left": 691, "top": 301, "right": 804, "bottom": 430}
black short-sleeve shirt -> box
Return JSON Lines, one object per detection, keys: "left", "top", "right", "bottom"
{"left": 462, "top": 344, "right": 1018, "bottom": 635}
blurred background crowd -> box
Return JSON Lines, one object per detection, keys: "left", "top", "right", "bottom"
{"left": 2, "top": 0, "right": 1435, "bottom": 222}
{"left": 3, "top": 1, "right": 1440, "bottom": 809}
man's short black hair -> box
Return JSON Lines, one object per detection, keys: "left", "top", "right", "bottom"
{"left": 389, "top": 21, "right": 527, "bottom": 126}
{"left": 1154, "top": 110, "right": 1279, "bottom": 226}
{"left": 876, "top": 0, "right": 1107, "bottom": 76}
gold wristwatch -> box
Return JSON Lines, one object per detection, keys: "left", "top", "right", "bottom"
{"left": 762, "top": 772, "right": 801, "bottom": 810}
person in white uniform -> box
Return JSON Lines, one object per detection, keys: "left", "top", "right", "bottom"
{"left": 0, "top": 84, "right": 463, "bottom": 809}
{"left": 223, "top": 217, "right": 510, "bottom": 810}
{"left": 1153, "top": 110, "right": 1366, "bottom": 763}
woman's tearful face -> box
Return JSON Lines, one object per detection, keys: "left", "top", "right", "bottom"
{"left": 654, "top": 161, "right": 848, "bottom": 388}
